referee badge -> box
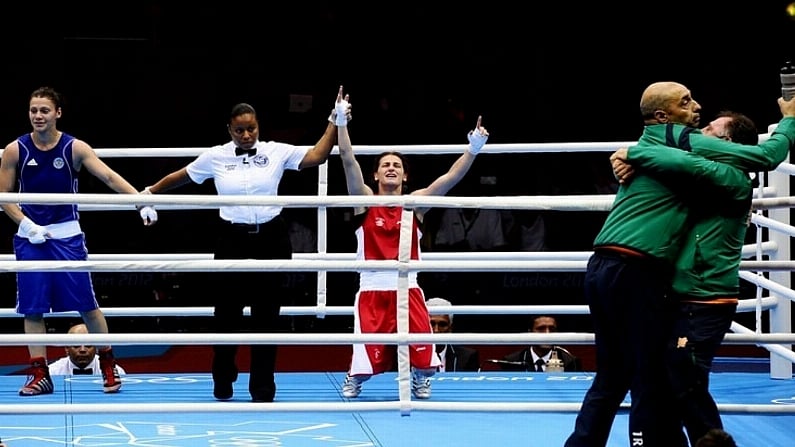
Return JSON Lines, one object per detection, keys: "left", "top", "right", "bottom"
{"left": 252, "top": 155, "right": 269, "bottom": 167}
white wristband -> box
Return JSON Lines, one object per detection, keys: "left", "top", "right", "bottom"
{"left": 334, "top": 100, "right": 350, "bottom": 127}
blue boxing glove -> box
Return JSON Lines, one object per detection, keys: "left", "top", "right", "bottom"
{"left": 19, "top": 217, "right": 48, "bottom": 244}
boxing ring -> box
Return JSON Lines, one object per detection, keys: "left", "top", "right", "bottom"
{"left": 0, "top": 135, "right": 793, "bottom": 446}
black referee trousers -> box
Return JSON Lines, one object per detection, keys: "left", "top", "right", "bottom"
{"left": 210, "top": 216, "right": 293, "bottom": 396}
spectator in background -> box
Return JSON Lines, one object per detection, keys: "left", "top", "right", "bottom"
{"left": 426, "top": 297, "right": 480, "bottom": 372}
{"left": 284, "top": 208, "right": 318, "bottom": 253}
{"left": 49, "top": 323, "right": 127, "bottom": 376}
{"left": 501, "top": 315, "right": 581, "bottom": 372}
{"left": 512, "top": 211, "right": 548, "bottom": 251}
{"left": 589, "top": 159, "right": 620, "bottom": 195}
{"left": 433, "top": 207, "right": 512, "bottom": 251}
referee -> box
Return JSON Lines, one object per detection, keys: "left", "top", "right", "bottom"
{"left": 141, "top": 87, "right": 349, "bottom": 402}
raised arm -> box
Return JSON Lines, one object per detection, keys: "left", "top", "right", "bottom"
{"left": 336, "top": 89, "right": 372, "bottom": 215}
{"left": 412, "top": 116, "right": 488, "bottom": 215}
{"left": 689, "top": 118, "right": 794, "bottom": 172}
{"left": 299, "top": 85, "right": 348, "bottom": 170}
{"left": 689, "top": 97, "right": 795, "bottom": 171}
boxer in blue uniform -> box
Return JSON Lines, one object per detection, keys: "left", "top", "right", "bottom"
{"left": 0, "top": 86, "right": 157, "bottom": 396}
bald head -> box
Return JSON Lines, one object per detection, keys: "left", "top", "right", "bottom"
{"left": 639, "top": 82, "right": 701, "bottom": 127}
{"left": 65, "top": 323, "right": 95, "bottom": 369}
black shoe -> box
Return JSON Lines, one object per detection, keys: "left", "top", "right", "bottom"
{"left": 250, "top": 384, "right": 275, "bottom": 402}
{"left": 213, "top": 381, "right": 233, "bottom": 400}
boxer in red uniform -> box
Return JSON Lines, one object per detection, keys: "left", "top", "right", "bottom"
{"left": 334, "top": 88, "right": 489, "bottom": 399}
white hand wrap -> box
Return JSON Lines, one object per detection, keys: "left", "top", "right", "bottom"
{"left": 19, "top": 217, "right": 48, "bottom": 244}
{"left": 467, "top": 130, "right": 488, "bottom": 155}
{"left": 139, "top": 206, "right": 158, "bottom": 224}
{"left": 334, "top": 99, "right": 350, "bottom": 127}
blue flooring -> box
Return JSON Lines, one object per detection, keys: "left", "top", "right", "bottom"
{"left": 0, "top": 371, "right": 792, "bottom": 446}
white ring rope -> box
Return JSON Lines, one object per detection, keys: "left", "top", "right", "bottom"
{"left": 0, "top": 190, "right": 786, "bottom": 211}
{"left": 2, "top": 332, "right": 794, "bottom": 346}
{"left": 0, "top": 192, "right": 617, "bottom": 211}
{"left": 0, "top": 241, "right": 776, "bottom": 261}
{"left": 0, "top": 258, "right": 790, "bottom": 273}
{"left": 739, "top": 271, "right": 795, "bottom": 302}
{"left": 0, "top": 259, "right": 588, "bottom": 272}
{"left": 731, "top": 322, "right": 795, "bottom": 364}
{"left": 0, "top": 297, "right": 776, "bottom": 320}
{"left": 751, "top": 213, "right": 795, "bottom": 237}
{"left": 2, "top": 401, "right": 791, "bottom": 416}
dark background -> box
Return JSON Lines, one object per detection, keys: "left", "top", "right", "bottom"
{"left": 1, "top": 2, "right": 794, "bottom": 337}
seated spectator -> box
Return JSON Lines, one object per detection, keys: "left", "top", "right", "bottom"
{"left": 695, "top": 428, "right": 737, "bottom": 447}
{"left": 501, "top": 315, "right": 581, "bottom": 372}
{"left": 433, "top": 208, "right": 513, "bottom": 251}
{"left": 426, "top": 297, "right": 480, "bottom": 372}
{"left": 512, "top": 211, "right": 548, "bottom": 251}
{"left": 48, "top": 323, "right": 127, "bottom": 376}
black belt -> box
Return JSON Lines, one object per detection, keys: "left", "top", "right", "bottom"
{"left": 225, "top": 221, "right": 270, "bottom": 234}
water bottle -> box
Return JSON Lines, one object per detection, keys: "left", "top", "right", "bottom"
{"left": 546, "top": 350, "right": 564, "bottom": 373}
{"left": 782, "top": 61, "right": 795, "bottom": 101}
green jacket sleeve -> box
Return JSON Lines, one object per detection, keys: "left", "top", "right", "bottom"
{"left": 688, "top": 116, "right": 795, "bottom": 171}
{"left": 627, "top": 145, "right": 749, "bottom": 202}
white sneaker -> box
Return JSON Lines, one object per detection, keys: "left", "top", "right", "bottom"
{"left": 411, "top": 369, "right": 432, "bottom": 399}
{"left": 342, "top": 374, "right": 369, "bottom": 398}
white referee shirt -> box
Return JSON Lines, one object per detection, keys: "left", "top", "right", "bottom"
{"left": 48, "top": 355, "right": 127, "bottom": 376}
{"left": 186, "top": 140, "right": 309, "bottom": 224}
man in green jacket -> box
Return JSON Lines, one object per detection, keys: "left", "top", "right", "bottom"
{"left": 610, "top": 110, "right": 781, "bottom": 445}
{"left": 564, "top": 81, "right": 795, "bottom": 447}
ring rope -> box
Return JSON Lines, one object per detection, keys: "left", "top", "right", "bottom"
{"left": 0, "top": 190, "right": 788, "bottom": 211}
{"left": 1, "top": 332, "right": 794, "bottom": 346}
{"left": 1, "top": 401, "right": 791, "bottom": 416}
{"left": 0, "top": 297, "right": 776, "bottom": 319}
{"left": 0, "top": 243, "right": 774, "bottom": 261}
{"left": 0, "top": 259, "right": 791, "bottom": 273}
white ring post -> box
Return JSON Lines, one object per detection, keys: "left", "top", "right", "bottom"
{"left": 768, "top": 153, "right": 793, "bottom": 379}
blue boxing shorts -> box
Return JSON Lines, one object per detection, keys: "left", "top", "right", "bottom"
{"left": 14, "top": 233, "right": 98, "bottom": 315}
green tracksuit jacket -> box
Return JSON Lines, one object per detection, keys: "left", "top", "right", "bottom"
{"left": 622, "top": 117, "right": 795, "bottom": 298}
{"left": 594, "top": 118, "right": 795, "bottom": 277}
